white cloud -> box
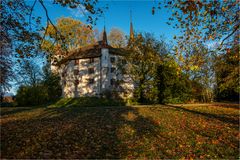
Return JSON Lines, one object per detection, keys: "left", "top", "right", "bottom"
{"left": 205, "top": 41, "right": 220, "bottom": 49}
{"left": 67, "top": 4, "right": 88, "bottom": 18}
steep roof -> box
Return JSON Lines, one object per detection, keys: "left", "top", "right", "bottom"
{"left": 55, "top": 25, "right": 132, "bottom": 66}
{"left": 56, "top": 41, "right": 126, "bottom": 66}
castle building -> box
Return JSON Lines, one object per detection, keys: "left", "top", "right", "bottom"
{"left": 52, "top": 23, "right": 134, "bottom": 98}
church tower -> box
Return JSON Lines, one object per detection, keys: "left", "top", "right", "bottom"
{"left": 129, "top": 10, "right": 134, "bottom": 45}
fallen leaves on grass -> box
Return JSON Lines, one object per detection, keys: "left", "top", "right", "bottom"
{"left": 0, "top": 104, "right": 239, "bottom": 159}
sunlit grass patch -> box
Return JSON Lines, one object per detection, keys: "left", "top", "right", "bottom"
{"left": 50, "top": 97, "right": 125, "bottom": 108}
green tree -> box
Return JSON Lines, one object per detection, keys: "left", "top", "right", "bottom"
{"left": 16, "top": 84, "right": 48, "bottom": 106}
{"left": 155, "top": 57, "right": 191, "bottom": 104}
{"left": 42, "top": 64, "right": 62, "bottom": 101}
{"left": 124, "top": 33, "right": 161, "bottom": 103}
{"left": 214, "top": 43, "right": 239, "bottom": 101}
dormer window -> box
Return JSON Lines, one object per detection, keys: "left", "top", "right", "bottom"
{"left": 63, "top": 80, "right": 66, "bottom": 86}
{"left": 74, "top": 59, "right": 79, "bottom": 65}
{"left": 110, "top": 57, "right": 115, "bottom": 63}
{"left": 89, "top": 58, "right": 94, "bottom": 63}
{"left": 88, "top": 68, "right": 94, "bottom": 74}
{"left": 88, "top": 78, "right": 94, "bottom": 84}
{"left": 111, "top": 67, "right": 116, "bottom": 73}
{"left": 110, "top": 79, "right": 116, "bottom": 86}
{"left": 74, "top": 69, "right": 79, "bottom": 75}
{"left": 75, "top": 80, "right": 79, "bottom": 85}
{"left": 122, "top": 59, "right": 127, "bottom": 64}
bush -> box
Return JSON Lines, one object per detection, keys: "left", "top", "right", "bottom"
{"left": 16, "top": 85, "right": 48, "bottom": 106}
{"left": 16, "top": 66, "right": 62, "bottom": 106}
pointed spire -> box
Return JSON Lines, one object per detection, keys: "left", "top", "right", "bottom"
{"left": 102, "top": 25, "right": 108, "bottom": 46}
{"left": 128, "top": 9, "right": 134, "bottom": 47}
{"left": 130, "top": 9, "right": 134, "bottom": 41}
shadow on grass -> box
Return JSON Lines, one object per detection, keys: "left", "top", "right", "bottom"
{"left": 1, "top": 104, "right": 162, "bottom": 159}
{"left": 0, "top": 106, "right": 46, "bottom": 117}
{"left": 165, "top": 104, "right": 239, "bottom": 126}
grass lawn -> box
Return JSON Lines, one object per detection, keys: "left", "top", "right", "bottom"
{"left": 0, "top": 100, "right": 239, "bottom": 159}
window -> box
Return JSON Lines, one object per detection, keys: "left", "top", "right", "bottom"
{"left": 74, "top": 59, "right": 79, "bottom": 65}
{"left": 74, "top": 69, "right": 79, "bottom": 75}
{"left": 110, "top": 57, "right": 115, "bottom": 63}
{"left": 122, "top": 59, "right": 127, "bottom": 64}
{"left": 111, "top": 67, "right": 116, "bottom": 73}
{"left": 88, "top": 68, "right": 94, "bottom": 74}
{"left": 110, "top": 79, "right": 116, "bottom": 86}
{"left": 88, "top": 78, "right": 94, "bottom": 84}
{"left": 63, "top": 80, "right": 66, "bottom": 86}
{"left": 74, "top": 80, "right": 79, "bottom": 85}
{"left": 89, "top": 58, "right": 94, "bottom": 63}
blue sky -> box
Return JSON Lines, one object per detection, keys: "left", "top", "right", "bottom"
{"left": 30, "top": 0, "right": 180, "bottom": 41}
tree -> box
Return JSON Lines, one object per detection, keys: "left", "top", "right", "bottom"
{"left": 108, "top": 28, "right": 127, "bottom": 48}
{"left": 0, "top": 40, "right": 14, "bottom": 97}
{"left": 214, "top": 43, "right": 239, "bottom": 101}
{"left": 42, "top": 64, "right": 62, "bottom": 101}
{"left": 15, "top": 63, "right": 62, "bottom": 106}
{"left": 17, "top": 60, "right": 43, "bottom": 86}
{"left": 1, "top": 0, "right": 42, "bottom": 59}
{"left": 155, "top": 58, "right": 192, "bottom": 104}
{"left": 124, "top": 33, "right": 161, "bottom": 103}
{"left": 42, "top": 17, "right": 96, "bottom": 59}
{"left": 1, "top": 0, "right": 42, "bottom": 95}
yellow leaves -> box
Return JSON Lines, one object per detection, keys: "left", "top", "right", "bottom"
{"left": 212, "top": 139, "right": 220, "bottom": 145}
{"left": 190, "top": 65, "right": 199, "bottom": 71}
{"left": 42, "top": 17, "right": 95, "bottom": 54}
{"left": 179, "top": 144, "right": 184, "bottom": 148}
{"left": 16, "top": 49, "right": 23, "bottom": 55}
{"left": 118, "top": 124, "right": 136, "bottom": 138}
{"left": 203, "top": 11, "right": 208, "bottom": 16}
{"left": 179, "top": 54, "right": 184, "bottom": 62}
{"left": 208, "top": 35, "right": 214, "bottom": 40}
{"left": 222, "top": 7, "right": 227, "bottom": 12}
{"left": 122, "top": 112, "right": 137, "bottom": 121}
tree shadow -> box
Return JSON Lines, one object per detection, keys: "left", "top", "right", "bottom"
{"left": 212, "top": 103, "right": 239, "bottom": 109}
{"left": 0, "top": 106, "right": 44, "bottom": 117}
{"left": 165, "top": 104, "right": 239, "bottom": 126}
{"left": 1, "top": 105, "right": 162, "bottom": 159}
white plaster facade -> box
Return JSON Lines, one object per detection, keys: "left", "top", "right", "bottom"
{"left": 54, "top": 46, "right": 134, "bottom": 98}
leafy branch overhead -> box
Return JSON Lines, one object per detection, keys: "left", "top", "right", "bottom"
{"left": 37, "top": 0, "right": 107, "bottom": 55}
{"left": 152, "top": 0, "right": 239, "bottom": 50}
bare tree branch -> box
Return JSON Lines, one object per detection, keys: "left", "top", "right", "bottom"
{"left": 218, "top": 23, "right": 239, "bottom": 50}
{"left": 29, "top": 0, "right": 37, "bottom": 30}
{"left": 38, "top": 0, "right": 68, "bottom": 55}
